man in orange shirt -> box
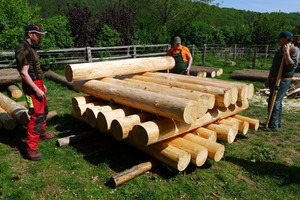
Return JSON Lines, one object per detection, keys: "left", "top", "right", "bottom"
{"left": 167, "top": 36, "right": 193, "bottom": 74}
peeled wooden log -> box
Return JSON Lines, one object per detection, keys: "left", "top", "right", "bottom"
{"left": 131, "top": 101, "right": 249, "bottom": 146}
{"left": 204, "top": 123, "right": 237, "bottom": 144}
{"left": 102, "top": 77, "right": 214, "bottom": 111}
{"left": 247, "top": 84, "right": 255, "bottom": 99}
{"left": 218, "top": 118, "right": 239, "bottom": 133}
{"left": 143, "top": 72, "right": 239, "bottom": 104}
{"left": 233, "top": 115, "right": 259, "bottom": 130}
{"left": 191, "top": 127, "right": 217, "bottom": 142}
{"left": 85, "top": 105, "right": 122, "bottom": 128}
{"left": 111, "top": 112, "right": 157, "bottom": 141}
{"left": 180, "top": 133, "right": 225, "bottom": 162}
{"left": 110, "top": 161, "right": 153, "bottom": 187}
{"left": 57, "top": 130, "right": 96, "bottom": 147}
{"left": 96, "top": 107, "right": 139, "bottom": 133}
{"left": 230, "top": 69, "right": 269, "bottom": 82}
{"left": 0, "top": 68, "right": 22, "bottom": 85}
{"left": 73, "top": 102, "right": 104, "bottom": 116}
{"left": 7, "top": 85, "right": 23, "bottom": 99}
{"left": 0, "top": 107, "right": 17, "bottom": 130}
{"left": 190, "top": 66, "right": 223, "bottom": 77}
{"left": 227, "top": 117, "right": 249, "bottom": 135}
{"left": 71, "top": 109, "right": 89, "bottom": 124}
{"left": 166, "top": 137, "right": 208, "bottom": 167}
{"left": 0, "top": 92, "right": 29, "bottom": 126}
{"left": 73, "top": 80, "right": 201, "bottom": 123}
{"left": 71, "top": 96, "right": 101, "bottom": 108}
{"left": 130, "top": 75, "right": 232, "bottom": 108}
{"left": 65, "top": 56, "right": 175, "bottom": 82}
{"left": 45, "top": 70, "right": 75, "bottom": 90}
{"left": 190, "top": 71, "right": 207, "bottom": 77}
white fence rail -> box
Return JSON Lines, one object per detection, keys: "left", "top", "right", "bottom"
{"left": 0, "top": 44, "right": 276, "bottom": 68}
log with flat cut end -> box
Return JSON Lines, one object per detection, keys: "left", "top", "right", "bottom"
{"left": 227, "top": 117, "right": 249, "bottom": 135}
{"left": 0, "top": 107, "right": 17, "bottom": 130}
{"left": 45, "top": 70, "right": 75, "bottom": 90}
{"left": 192, "top": 127, "right": 217, "bottom": 142}
{"left": 166, "top": 137, "right": 208, "bottom": 167}
{"left": 7, "top": 85, "right": 23, "bottom": 99}
{"left": 131, "top": 75, "right": 232, "bottom": 108}
{"left": 143, "top": 72, "right": 239, "bottom": 104}
{"left": 131, "top": 101, "right": 249, "bottom": 146}
{"left": 219, "top": 118, "right": 239, "bottom": 133}
{"left": 204, "top": 123, "right": 237, "bottom": 144}
{"left": 180, "top": 133, "right": 225, "bottom": 162}
{"left": 102, "top": 77, "right": 213, "bottom": 111}
{"left": 65, "top": 56, "right": 175, "bottom": 82}
{"left": 73, "top": 102, "right": 105, "bottom": 116}
{"left": 190, "top": 66, "right": 222, "bottom": 77}
{"left": 0, "top": 92, "right": 29, "bottom": 126}
{"left": 72, "top": 80, "right": 201, "bottom": 123}
{"left": 110, "top": 161, "right": 153, "bottom": 187}
{"left": 233, "top": 114, "right": 259, "bottom": 130}
{"left": 72, "top": 95, "right": 101, "bottom": 108}
{"left": 111, "top": 112, "right": 157, "bottom": 141}
{"left": 0, "top": 68, "right": 22, "bottom": 85}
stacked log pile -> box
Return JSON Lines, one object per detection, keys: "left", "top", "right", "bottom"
{"left": 66, "top": 56, "right": 259, "bottom": 171}
{"left": 190, "top": 66, "right": 223, "bottom": 77}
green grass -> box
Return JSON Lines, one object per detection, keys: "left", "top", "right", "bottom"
{"left": 0, "top": 56, "right": 300, "bottom": 200}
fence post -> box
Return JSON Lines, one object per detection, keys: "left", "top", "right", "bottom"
{"left": 252, "top": 46, "right": 257, "bottom": 69}
{"left": 192, "top": 44, "right": 195, "bottom": 58}
{"left": 127, "top": 46, "right": 130, "bottom": 58}
{"left": 86, "top": 47, "right": 92, "bottom": 62}
{"left": 133, "top": 45, "right": 137, "bottom": 58}
{"left": 234, "top": 44, "right": 237, "bottom": 59}
{"left": 202, "top": 44, "right": 207, "bottom": 66}
{"left": 265, "top": 44, "right": 269, "bottom": 59}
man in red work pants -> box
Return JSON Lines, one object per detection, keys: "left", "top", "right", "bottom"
{"left": 15, "top": 23, "right": 54, "bottom": 161}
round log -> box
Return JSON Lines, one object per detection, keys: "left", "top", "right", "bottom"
{"left": 166, "top": 137, "right": 208, "bottom": 167}
{"left": 73, "top": 102, "right": 105, "bottom": 116}
{"left": 219, "top": 118, "right": 239, "bottom": 134}
{"left": 0, "top": 68, "right": 22, "bottom": 85}
{"left": 131, "top": 101, "right": 249, "bottom": 146}
{"left": 73, "top": 80, "right": 202, "bottom": 123}
{"left": 111, "top": 112, "right": 157, "bottom": 141}
{"left": 227, "top": 117, "right": 249, "bottom": 135}
{"left": 233, "top": 115, "right": 259, "bottom": 130}
{"left": 71, "top": 96, "right": 101, "bottom": 108}
{"left": 45, "top": 70, "right": 74, "bottom": 90}
{"left": 65, "top": 56, "right": 175, "bottom": 82}
{"left": 180, "top": 133, "right": 225, "bottom": 162}
{"left": 191, "top": 127, "right": 217, "bottom": 142}
{"left": 7, "top": 85, "right": 23, "bottom": 99}
{"left": 130, "top": 75, "right": 232, "bottom": 108}
{"left": 204, "top": 123, "right": 236, "bottom": 144}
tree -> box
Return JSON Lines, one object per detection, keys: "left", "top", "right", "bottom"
{"left": 96, "top": 24, "right": 120, "bottom": 47}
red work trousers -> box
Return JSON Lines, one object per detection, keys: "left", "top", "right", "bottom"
{"left": 23, "top": 80, "right": 48, "bottom": 151}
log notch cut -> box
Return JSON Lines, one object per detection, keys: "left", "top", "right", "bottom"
{"left": 142, "top": 72, "right": 239, "bottom": 105}
{"left": 233, "top": 115, "right": 260, "bottom": 130}
{"left": 7, "top": 85, "right": 23, "bottom": 99}
{"left": 227, "top": 117, "right": 249, "bottom": 135}
{"left": 110, "top": 161, "right": 153, "bottom": 187}
{"left": 0, "top": 68, "right": 22, "bottom": 85}
{"left": 131, "top": 101, "right": 249, "bottom": 146}
{"left": 102, "top": 77, "right": 214, "bottom": 111}
{"left": 0, "top": 92, "right": 29, "bottom": 126}
{"left": 85, "top": 105, "right": 122, "bottom": 128}
{"left": 180, "top": 133, "right": 225, "bottom": 162}
{"left": 165, "top": 137, "right": 208, "bottom": 167}
{"left": 204, "top": 123, "right": 237, "bottom": 144}
{"left": 0, "top": 107, "right": 17, "bottom": 130}
{"left": 192, "top": 127, "right": 217, "bottom": 142}
{"left": 111, "top": 112, "right": 157, "bottom": 141}
{"left": 96, "top": 107, "right": 140, "bottom": 133}
{"left": 72, "top": 95, "right": 101, "bottom": 108}
{"left": 73, "top": 101, "right": 105, "bottom": 116}
{"left": 65, "top": 56, "right": 175, "bottom": 82}
{"left": 130, "top": 74, "right": 232, "bottom": 108}
{"left": 72, "top": 80, "right": 202, "bottom": 123}
{"left": 45, "top": 70, "right": 75, "bottom": 90}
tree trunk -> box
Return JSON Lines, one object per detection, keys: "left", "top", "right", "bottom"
{"left": 45, "top": 70, "right": 75, "bottom": 90}
{"left": 191, "top": 127, "right": 217, "bottom": 142}
{"left": 131, "top": 101, "right": 249, "bottom": 146}
{"left": 73, "top": 102, "right": 105, "bottom": 116}
{"left": 180, "top": 133, "right": 225, "bottom": 162}
{"left": 0, "top": 68, "right": 21, "bottom": 85}
{"left": 72, "top": 80, "right": 202, "bottom": 123}
{"left": 204, "top": 123, "right": 237, "bottom": 144}
{"left": 65, "top": 56, "right": 175, "bottom": 82}
{"left": 71, "top": 95, "right": 101, "bottom": 108}
{"left": 7, "top": 85, "right": 23, "bottom": 99}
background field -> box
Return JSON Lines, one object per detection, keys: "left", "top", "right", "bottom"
{"left": 0, "top": 56, "right": 299, "bottom": 200}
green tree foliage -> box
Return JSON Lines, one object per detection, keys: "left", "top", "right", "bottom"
{"left": 0, "top": 0, "right": 40, "bottom": 50}
{"left": 220, "top": 25, "right": 252, "bottom": 44}
{"left": 96, "top": 24, "right": 120, "bottom": 47}
{"left": 41, "top": 15, "right": 74, "bottom": 49}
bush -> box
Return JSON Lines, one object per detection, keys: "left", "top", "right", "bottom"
{"left": 96, "top": 24, "right": 120, "bottom": 47}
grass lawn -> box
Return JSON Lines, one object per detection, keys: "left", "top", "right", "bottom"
{"left": 0, "top": 56, "right": 299, "bottom": 200}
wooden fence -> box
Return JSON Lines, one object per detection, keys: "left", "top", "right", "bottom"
{"left": 0, "top": 44, "right": 276, "bottom": 68}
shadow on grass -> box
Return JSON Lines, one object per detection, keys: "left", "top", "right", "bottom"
{"left": 225, "top": 156, "right": 300, "bottom": 185}
{"left": 52, "top": 114, "right": 180, "bottom": 185}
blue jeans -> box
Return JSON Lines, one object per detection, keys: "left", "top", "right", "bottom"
{"left": 268, "top": 79, "right": 292, "bottom": 128}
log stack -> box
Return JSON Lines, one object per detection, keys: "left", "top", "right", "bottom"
{"left": 66, "top": 56, "right": 259, "bottom": 171}
{"left": 190, "top": 66, "right": 223, "bottom": 77}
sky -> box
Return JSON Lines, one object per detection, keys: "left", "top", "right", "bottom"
{"left": 213, "top": 0, "right": 300, "bottom": 13}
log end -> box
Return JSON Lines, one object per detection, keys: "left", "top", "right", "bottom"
{"left": 96, "top": 112, "right": 109, "bottom": 133}
{"left": 194, "top": 147, "right": 208, "bottom": 167}
{"left": 177, "top": 151, "right": 192, "bottom": 171}
{"left": 111, "top": 120, "right": 127, "bottom": 141}
{"left": 132, "top": 122, "right": 160, "bottom": 146}
{"left": 65, "top": 64, "right": 73, "bottom": 82}
{"left": 213, "top": 145, "right": 225, "bottom": 162}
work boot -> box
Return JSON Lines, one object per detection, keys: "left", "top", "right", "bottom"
{"left": 40, "top": 133, "right": 55, "bottom": 140}
{"left": 26, "top": 150, "right": 43, "bottom": 161}
{"left": 260, "top": 127, "right": 279, "bottom": 132}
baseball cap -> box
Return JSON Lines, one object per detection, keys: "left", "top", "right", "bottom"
{"left": 25, "top": 23, "right": 47, "bottom": 34}
{"left": 275, "top": 31, "right": 292, "bottom": 39}
{"left": 173, "top": 36, "right": 181, "bottom": 44}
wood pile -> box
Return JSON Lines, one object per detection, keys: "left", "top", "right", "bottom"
{"left": 190, "top": 66, "right": 223, "bottom": 77}
{"left": 66, "top": 56, "right": 259, "bottom": 171}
